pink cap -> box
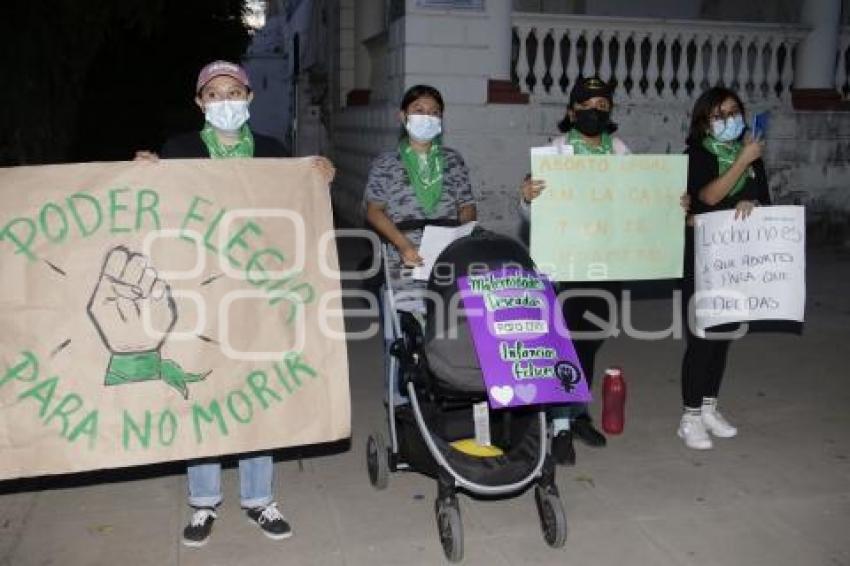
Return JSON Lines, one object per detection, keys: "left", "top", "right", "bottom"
{"left": 196, "top": 60, "right": 251, "bottom": 93}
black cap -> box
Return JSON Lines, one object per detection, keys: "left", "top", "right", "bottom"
{"left": 569, "top": 76, "right": 614, "bottom": 106}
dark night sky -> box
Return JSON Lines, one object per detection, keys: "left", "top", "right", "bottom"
{"left": 1, "top": 0, "right": 253, "bottom": 166}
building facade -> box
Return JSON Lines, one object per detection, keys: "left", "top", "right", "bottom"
{"left": 250, "top": 0, "right": 850, "bottom": 241}
{"left": 243, "top": 0, "right": 333, "bottom": 156}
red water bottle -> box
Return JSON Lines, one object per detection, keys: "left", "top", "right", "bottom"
{"left": 601, "top": 367, "right": 626, "bottom": 434}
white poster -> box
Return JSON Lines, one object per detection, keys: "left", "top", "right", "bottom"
{"left": 693, "top": 206, "right": 806, "bottom": 330}
{"left": 412, "top": 222, "right": 476, "bottom": 280}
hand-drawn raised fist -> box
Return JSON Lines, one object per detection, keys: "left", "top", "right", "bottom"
{"left": 87, "top": 246, "right": 177, "bottom": 353}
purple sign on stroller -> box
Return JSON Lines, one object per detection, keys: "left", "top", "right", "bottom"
{"left": 458, "top": 269, "right": 591, "bottom": 409}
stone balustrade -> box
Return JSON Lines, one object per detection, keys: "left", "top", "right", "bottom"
{"left": 512, "top": 13, "right": 811, "bottom": 106}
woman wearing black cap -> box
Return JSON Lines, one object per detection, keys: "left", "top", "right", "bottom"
{"left": 518, "top": 76, "right": 629, "bottom": 466}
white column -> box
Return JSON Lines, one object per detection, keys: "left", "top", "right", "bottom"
{"left": 354, "top": 0, "right": 385, "bottom": 89}
{"left": 614, "top": 30, "right": 630, "bottom": 100}
{"left": 489, "top": 0, "right": 513, "bottom": 80}
{"left": 550, "top": 29, "right": 564, "bottom": 96}
{"left": 600, "top": 30, "right": 614, "bottom": 82}
{"left": 531, "top": 29, "right": 546, "bottom": 94}
{"left": 751, "top": 35, "right": 766, "bottom": 101}
{"left": 515, "top": 25, "right": 531, "bottom": 93}
{"left": 765, "top": 38, "right": 779, "bottom": 98}
{"left": 566, "top": 31, "right": 581, "bottom": 91}
{"left": 661, "top": 32, "right": 674, "bottom": 97}
{"left": 795, "top": 0, "right": 842, "bottom": 89}
{"left": 646, "top": 32, "right": 660, "bottom": 98}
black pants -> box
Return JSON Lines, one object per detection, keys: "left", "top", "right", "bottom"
{"left": 681, "top": 228, "right": 742, "bottom": 409}
{"left": 556, "top": 281, "right": 621, "bottom": 389}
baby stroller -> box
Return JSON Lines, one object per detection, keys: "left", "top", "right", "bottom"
{"left": 365, "top": 225, "right": 567, "bottom": 562}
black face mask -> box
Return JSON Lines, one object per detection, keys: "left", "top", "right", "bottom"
{"left": 574, "top": 109, "right": 610, "bottom": 137}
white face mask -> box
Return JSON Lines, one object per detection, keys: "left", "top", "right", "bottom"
{"left": 204, "top": 100, "right": 250, "bottom": 132}
{"left": 405, "top": 114, "right": 442, "bottom": 142}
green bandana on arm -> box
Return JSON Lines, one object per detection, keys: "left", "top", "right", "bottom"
{"left": 200, "top": 123, "right": 255, "bottom": 159}
{"left": 568, "top": 129, "right": 614, "bottom": 155}
{"left": 702, "top": 136, "right": 752, "bottom": 199}
{"left": 400, "top": 138, "right": 444, "bottom": 216}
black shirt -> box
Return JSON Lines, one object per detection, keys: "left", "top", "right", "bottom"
{"left": 686, "top": 142, "right": 770, "bottom": 215}
{"left": 160, "top": 130, "right": 288, "bottom": 159}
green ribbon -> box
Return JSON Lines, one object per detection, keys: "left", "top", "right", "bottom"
{"left": 702, "top": 136, "right": 752, "bottom": 199}
{"left": 399, "top": 138, "right": 444, "bottom": 216}
{"left": 568, "top": 129, "right": 614, "bottom": 155}
{"left": 105, "top": 351, "right": 209, "bottom": 399}
{"left": 200, "top": 123, "right": 255, "bottom": 159}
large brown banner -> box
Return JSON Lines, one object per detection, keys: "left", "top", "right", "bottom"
{"left": 0, "top": 159, "right": 351, "bottom": 480}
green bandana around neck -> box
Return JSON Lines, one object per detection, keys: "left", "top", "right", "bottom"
{"left": 400, "top": 138, "right": 444, "bottom": 216}
{"left": 702, "top": 136, "right": 752, "bottom": 199}
{"left": 200, "top": 123, "right": 255, "bottom": 159}
{"left": 568, "top": 129, "right": 614, "bottom": 155}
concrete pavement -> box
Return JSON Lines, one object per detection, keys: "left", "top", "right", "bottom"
{"left": 1, "top": 245, "right": 849, "bottom": 566}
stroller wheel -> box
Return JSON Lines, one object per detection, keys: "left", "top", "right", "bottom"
{"left": 366, "top": 432, "right": 389, "bottom": 490}
{"left": 435, "top": 498, "right": 463, "bottom": 563}
{"left": 535, "top": 485, "right": 567, "bottom": 548}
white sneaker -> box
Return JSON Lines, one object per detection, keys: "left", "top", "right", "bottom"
{"left": 701, "top": 403, "right": 738, "bottom": 438}
{"left": 678, "top": 413, "right": 713, "bottom": 450}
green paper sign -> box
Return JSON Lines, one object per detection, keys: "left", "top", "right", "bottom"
{"left": 530, "top": 154, "right": 687, "bottom": 281}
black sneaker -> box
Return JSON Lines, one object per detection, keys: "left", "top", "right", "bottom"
{"left": 551, "top": 430, "right": 576, "bottom": 466}
{"left": 572, "top": 414, "right": 607, "bottom": 447}
{"left": 182, "top": 507, "right": 217, "bottom": 547}
{"left": 246, "top": 502, "right": 292, "bottom": 540}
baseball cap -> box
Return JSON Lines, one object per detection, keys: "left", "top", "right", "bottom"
{"left": 569, "top": 76, "right": 614, "bottom": 106}
{"left": 196, "top": 60, "right": 251, "bottom": 93}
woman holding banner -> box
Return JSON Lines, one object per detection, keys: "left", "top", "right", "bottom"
{"left": 678, "top": 87, "right": 770, "bottom": 450}
{"left": 137, "top": 60, "right": 335, "bottom": 547}
{"left": 518, "top": 77, "right": 630, "bottom": 466}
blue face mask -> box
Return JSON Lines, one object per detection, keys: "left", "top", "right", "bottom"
{"left": 710, "top": 114, "right": 745, "bottom": 142}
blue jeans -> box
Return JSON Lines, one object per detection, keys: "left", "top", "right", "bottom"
{"left": 187, "top": 454, "right": 274, "bottom": 509}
